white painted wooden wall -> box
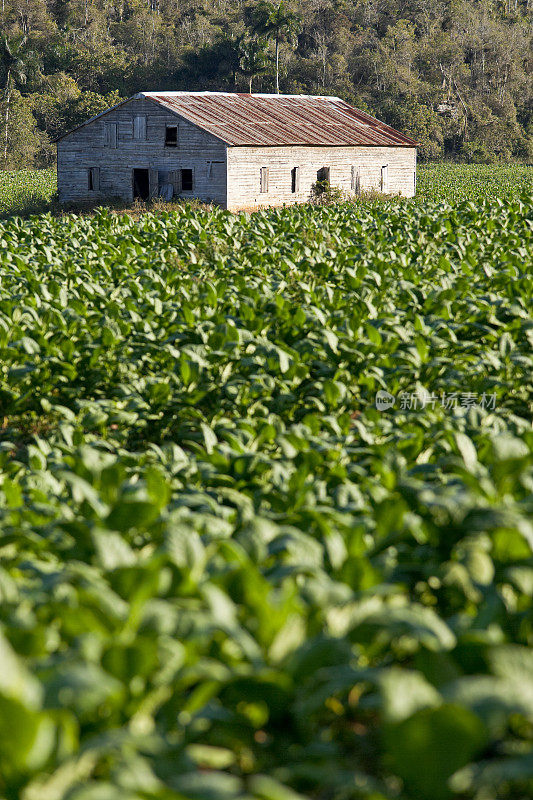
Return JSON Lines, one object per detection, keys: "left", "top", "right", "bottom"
{"left": 226, "top": 145, "right": 417, "bottom": 211}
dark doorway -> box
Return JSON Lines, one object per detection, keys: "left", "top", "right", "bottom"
{"left": 133, "top": 168, "right": 150, "bottom": 200}
{"left": 181, "top": 168, "right": 193, "bottom": 191}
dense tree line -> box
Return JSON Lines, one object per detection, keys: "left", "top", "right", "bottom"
{"left": 1, "top": 0, "right": 531, "bottom": 167}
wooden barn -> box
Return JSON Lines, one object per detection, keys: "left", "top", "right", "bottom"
{"left": 56, "top": 92, "right": 417, "bottom": 210}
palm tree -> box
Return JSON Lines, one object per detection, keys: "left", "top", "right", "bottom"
{"left": 247, "top": 1, "right": 300, "bottom": 94}
{"left": 239, "top": 37, "right": 269, "bottom": 94}
{"left": 1, "top": 36, "right": 29, "bottom": 167}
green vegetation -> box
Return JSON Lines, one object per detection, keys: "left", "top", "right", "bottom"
{"left": 0, "top": 164, "right": 531, "bottom": 218}
{"left": 0, "top": 173, "right": 532, "bottom": 799}
{"left": 0, "top": 168, "right": 56, "bottom": 217}
{"left": 1, "top": 0, "right": 532, "bottom": 167}
{"left": 416, "top": 163, "right": 533, "bottom": 203}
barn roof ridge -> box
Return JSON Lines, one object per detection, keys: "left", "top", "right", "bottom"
{"left": 138, "top": 91, "right": 343, "bottom": 100}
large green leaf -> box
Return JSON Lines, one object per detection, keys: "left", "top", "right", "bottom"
{"left": 384, "top": 704, "right": 488, "bottom": 800}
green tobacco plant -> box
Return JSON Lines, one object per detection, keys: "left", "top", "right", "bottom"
{"left": 0, "top": 171, "right": 532, "bottom": 800}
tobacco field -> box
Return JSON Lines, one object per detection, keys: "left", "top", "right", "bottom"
{"left": 0, "top": 177, "right": 532, "bottom": 800}
{"left": 1, "top": 163, "right": 532, "bottom": 217}
{"left": 415, "top": 164, "right": 533, "bottom": 203}
{"left": 0, "top": 170, "right": 56, "bottom": 218}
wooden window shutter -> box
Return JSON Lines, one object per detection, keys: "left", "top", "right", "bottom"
{"left": 351, "top": 166, "right": 360, "bottom": 193}
{"left": 133, "top": 115, "right": 146, "bottom": 140}
{"left": 291, "top": 166, "right": 300, "bottom": 193}
{"left": 381, "top": 164, "right": 389, "bottom": 193}
{"left": 148, "top": 169, "right": 158, "bottom": 199}
{"left": 171, "top": 170, "right": 181, "bottom": 194}
{"left": 105, "top": 122, "right": 117, "bottom": 148}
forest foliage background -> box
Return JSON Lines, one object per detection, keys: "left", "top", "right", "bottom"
{"left": 0, "top": 0, "right": 532, "bottom": 169}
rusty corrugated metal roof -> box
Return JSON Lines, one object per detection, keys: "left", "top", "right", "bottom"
{"left": 140, "top": 92, "right": 417, "bottom": 147}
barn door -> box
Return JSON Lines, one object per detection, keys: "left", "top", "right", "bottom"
{"left": 133, "top": 169, "right": 150, "bottom": 201}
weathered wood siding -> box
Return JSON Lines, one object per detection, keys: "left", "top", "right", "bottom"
{"left": 226, "top": 145, "right": 417, "bottom": 210}
{"left": 57, "top": 98, "right": 227, "bottom": 205}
